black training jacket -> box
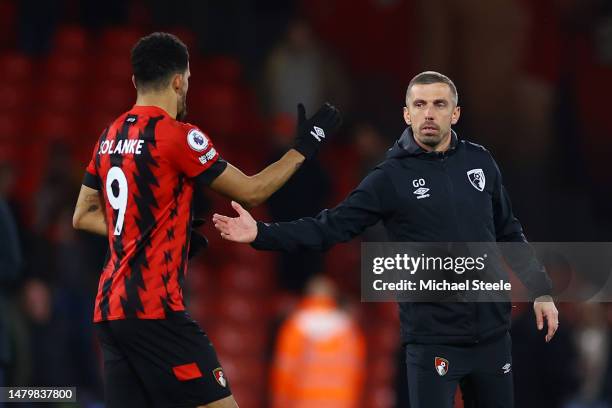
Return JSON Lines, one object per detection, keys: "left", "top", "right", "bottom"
{"left": 252, "top": 127, "right": 552, "bottom": 345}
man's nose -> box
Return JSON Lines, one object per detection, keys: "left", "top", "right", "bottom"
{"left": 424, "top": 107, "right": 434, "bottom": 120}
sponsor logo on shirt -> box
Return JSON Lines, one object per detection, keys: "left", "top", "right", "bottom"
{"left": 198, "top": 148, "right": 217, "bottom": 165}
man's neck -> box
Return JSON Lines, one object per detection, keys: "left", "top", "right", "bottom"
{"left": 135, "top": 92, "right": 177, "bottom": 119}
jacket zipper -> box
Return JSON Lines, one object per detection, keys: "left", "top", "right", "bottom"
{"left": 439, "top": 153, "right": 480, "bottom": 343}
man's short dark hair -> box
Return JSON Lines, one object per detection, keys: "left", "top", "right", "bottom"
{"left": 406, "top": 71, "right": 459, "bottom": 106}
{"left": 131, "top": 32, "right": 189, "bottom": 91}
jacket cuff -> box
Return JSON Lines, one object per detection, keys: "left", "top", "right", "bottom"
{"left": 250, "top": 221, "right": 273, "bottom": 250}
{"left": 529, "top": 275, "right": 553, "bottom": 301}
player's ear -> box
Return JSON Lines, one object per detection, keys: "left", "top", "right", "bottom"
{"left": 403, "top": 106, "right": 411, "bottom": 125}
{"left": 171, "top": 74, "right": 183, "bottom": 92}
{"left": 131, "top": 75, "right": 137, "bottom": 90}
{"left": 451, "top": 106, "right": 460, "bottom": 125}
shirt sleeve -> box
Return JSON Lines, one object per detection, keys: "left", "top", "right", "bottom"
{"left": 82, "top": 137, "right": 101, "bottom": 190}
{"left": 252, "top": 168, "right": 396, "bottom": 252}
{"left": 166, "top": 125, "right": 227, "bottom": 181}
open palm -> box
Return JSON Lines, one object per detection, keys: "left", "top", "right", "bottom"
{"left": 212, "top": 201, "right": 258, "bottom": 243}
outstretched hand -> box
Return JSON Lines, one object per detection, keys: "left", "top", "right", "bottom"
{"left": 212, "top": 201, "right": 258, "bottom": 243}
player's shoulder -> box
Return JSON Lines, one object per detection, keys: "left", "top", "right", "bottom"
{"left": 459, "top": 139, "right": 488, "bottom": 153}
{"left": 459, "top": 139, "right": 494, "bottom": 159}
{"left": 161, "top": 119, "right": 205, "bottom": 137}
{"left": 156, "top": 119, "right": 214, "bottom": 156}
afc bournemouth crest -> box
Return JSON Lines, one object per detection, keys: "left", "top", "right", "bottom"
{"left": 467, "top": 168, "right": 486, "bottom": 192}
{"left": 435, "top": 357, "right": 449, "bottom": 376}
{"left": 213, "top": 367, "right": 227, "bottom": 388}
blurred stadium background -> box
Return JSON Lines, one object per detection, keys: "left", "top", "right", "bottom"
{"left": 0, "top": 0, "right": 611, "bottom": 407}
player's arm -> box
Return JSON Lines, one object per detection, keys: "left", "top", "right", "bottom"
{"left": 213, "top": 168, "right": 396, "bottom": 251}
{"left": 208, "top": 150, "right": 304, "bottom": 209}
{"left": 73, "top": 184, "right": 107, "bottom": 236}
{"left": 206, "top": 103, "right": 341, "bottom": 208}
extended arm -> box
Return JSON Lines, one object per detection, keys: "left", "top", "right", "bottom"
{"left": 208, "top": 150, "right": 305, "bottom": 209}
{"left": 204, "top": 102, "right": 341, "bottom": 209}
{"left": 213, "top": 168, "right": 395, "bottom": 252}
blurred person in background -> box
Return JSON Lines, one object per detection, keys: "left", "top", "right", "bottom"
{"left": 564, "top": 303, "right": 612, "bottom": 408}
{"left": 351, "top": 123, "right": 389, "bottom": 243}
{"left": 270, "top": 275, "right": 365, "bottom": 408}
{"left": 214, "top": 71, "right": 559, "bottom": 408}
{"left": 263, "top": 18, "right": 349, "bottom": 117}
{"left": 267, "top": 114, "right": 331, "bottom": 292}
{"left": 512, "top": 302, "right": 579, "bottom": 407}
{"left": 72, "top": 32, "right": 341, "bottom": 408}
{"left": 351, "top": 123, "right": 389, "bottom": 177}
{"left": 0, "top": 153, "right": 22, "bottom": 404}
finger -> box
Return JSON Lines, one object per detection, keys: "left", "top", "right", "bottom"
{"left": 297, "top": 103, "right": 306, "bottom": 123}
{"left": 212, "top": 214, "right": 233, "bottom": 223}
{"left": 213, "top": 218, "right": 229, "bottom": 228}
{"left": 534, "top": 307, "right": 544, "bottom": 330}
{"left": 213, "top": 223, "right": 228, "bottom": 234}
{"left": 545, "top": 314, "right": 559, "bottom": 342}
{"left": 231, "top": 201, "right": 248, "bottom": 216}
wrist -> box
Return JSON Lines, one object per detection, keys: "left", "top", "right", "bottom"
{"left": 534, "top": 295, "right": 553, "bottom": 303}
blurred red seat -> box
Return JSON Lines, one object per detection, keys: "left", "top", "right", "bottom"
{"left": 200, "top": 56, "right": 243, "bottom": 85}
{"left": 92, "top": 56, "right": 132, "bottom": 82}
{"left": 82, "top": 110, "right": 117, "bottom": 139}
{"left": 30, "top": 112, "right": 79, "bottom": 141}
{"left": 163, "top": 27, "right": 196, "bottom": 51}
{"left": 364, "top": 385, "right": 396, "bottom": 408}
{"left": 213, "top": 297, "right": 272, "bottom": 324}
{"left": 366, "top": 324, "right": 400, "bottom": 356}
{"left": 87, "top": 82, "right": 134, "bottom": 113}
{"left": 367, "top": 354, "right": 396, "bottom": 385}
{"left": 0, "top": 113, "right": 25, "bottom": 142}
{"left": 0, "top": 82, "right": 31, "bottom": 112}
{"left": 217, "top": 262, "right": 276, "bottom": 294}
{"left": 217, "top": 359, "right": 266, "bottom": 408}
{"left": 0, "top": 53, "right": 33, "bottom": 82}
{"left": 43, "top": 54, "right": 89, "bottom": 82}
{"left": 52, "top": 26, "right": 89, "bottom": 54}
{"left": 39, "top": 82, "right": 82, "bottom": 113}
{"left": 190, "top": 83, "right": 257, "bottom": 137}
{"left": 209, "top": 323, "right": 269, "bottom": 357}
{"left": 99, "top": 27, "right": 144, "bottom": 56}
{"left": 0, "top": 2, "right": 17, "bottom": 49}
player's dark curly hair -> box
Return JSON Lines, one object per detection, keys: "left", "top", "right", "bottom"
{"left": 131, "top": 32, "right": 189, "bottom": 91}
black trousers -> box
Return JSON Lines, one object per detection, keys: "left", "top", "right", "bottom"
{"left": 405, "top": 332, "right": 514, "bottom": 408}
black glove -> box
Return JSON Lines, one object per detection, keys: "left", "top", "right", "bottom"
{"left": 188, "top": 218, "right": 208, "bottom": 259}
{"left": 293, "top": 102, "right": 342, "bottom": 160}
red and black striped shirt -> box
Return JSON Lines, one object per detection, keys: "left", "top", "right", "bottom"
{"left": 83, "top": 105, "right": 224, "bottom": 322}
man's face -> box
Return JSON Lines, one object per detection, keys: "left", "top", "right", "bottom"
{"left": 404, "top": 83, "right": 460, "bottom": 149}
{"left": 175, "top": 64, "right": 190, "bottom": 121}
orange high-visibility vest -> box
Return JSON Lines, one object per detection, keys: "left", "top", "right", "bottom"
{"left": 270, "top": 296, "right": 366, "bottom": 408}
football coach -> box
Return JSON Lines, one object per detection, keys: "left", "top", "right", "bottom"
{"left": 213, "top": 71, "right": 559, "bottom": 407}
